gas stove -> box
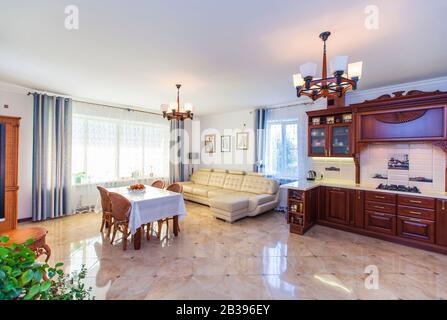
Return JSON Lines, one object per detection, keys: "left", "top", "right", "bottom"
{"left": 376, "top": 183, "right": 421, "bottom": 194}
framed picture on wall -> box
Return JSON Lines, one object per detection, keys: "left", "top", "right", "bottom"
{"left": 204, "top": 134, "right": 216, "bottom": 153}
{"left": 221, "top": 135, "right": 231, "bottom": 152}
{"left": 236, "top": 132, "right": 249, "bottom": 150}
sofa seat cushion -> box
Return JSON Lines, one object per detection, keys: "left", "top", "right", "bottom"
{"left": 231, "top": 192, "right": 276, "bottom": 211}
{"left": 192, "top": 185, "right": 220, "bottom": 197}
{"left": 209, "top": 194, "right": 249, "bottom": 212}
{"left": 182, "top": 183, "right": 199, "bottom": 194}
{"left": 207, "top": 189, "right": 237, "bottom": 199}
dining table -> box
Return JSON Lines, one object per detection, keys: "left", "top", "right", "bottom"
{"left": 106, "top": 185, "right": 187, "bottom": 250}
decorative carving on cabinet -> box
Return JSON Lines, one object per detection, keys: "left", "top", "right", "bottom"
{"left": 374, "top": 110, "right": 427, "bottom": 124}
{"left": 433, "top": 141, "right": 447, "bottom": 153}
{"left": 366, "top": 90, "right": 443, "bottom": 103}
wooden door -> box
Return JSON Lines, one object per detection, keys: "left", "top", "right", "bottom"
{"left": 436, "top": 199, "right": 447, "bottom": 246}
{"left": 0, "top": 116, "right": 20, "bottom": 232}
{"left": 325, "top": 187, "right": 349, "bottom": 225}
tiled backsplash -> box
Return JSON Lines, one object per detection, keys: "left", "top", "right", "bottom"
{"left": 309, "top": 143, "right": 445, "bottom": 193}
{"left": 360, "top": 143, "right": 445, "bottom": 192}
{"left": 309, "top": 158, "right": 356, "bottom": 182}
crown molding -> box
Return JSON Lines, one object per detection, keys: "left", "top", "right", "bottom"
{"left": 346, "top": 76, "right": 447, "bottom": 104}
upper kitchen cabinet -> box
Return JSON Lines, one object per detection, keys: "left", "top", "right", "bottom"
{"left": 307, "top": 107, "right": 354, "bottom": 158}
{"left": 352, "top": 90, "right": 447, "bottom": 143}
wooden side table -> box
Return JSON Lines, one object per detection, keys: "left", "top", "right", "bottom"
{"left": 0, "top": 227, "right": 51, "bottom": 262}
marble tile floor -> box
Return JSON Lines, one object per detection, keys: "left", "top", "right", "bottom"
{"left": 22, "top": 201, "right": 447, "bottom": 300}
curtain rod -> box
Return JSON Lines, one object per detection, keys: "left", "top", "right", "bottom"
{"left": 27, "top": 91, "right": 162, "bottom": 116}
{"left": 259, "top": 101, "right": 315, "bottom": 111}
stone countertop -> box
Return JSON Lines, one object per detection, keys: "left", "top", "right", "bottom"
{"left": 280, "top": 179, "right": 447, "bottom": 200}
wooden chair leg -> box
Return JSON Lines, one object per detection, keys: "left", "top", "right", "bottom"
{"left": 123, "top": 229, "right": 128, "bottom": 251}
{"left": 157, "top": 220, "right": 163, "bottom": 239}
{"left": 100, "top": 216, "right": 106, "bottom": 232}
{"left": 42, "top": 244, "right": 51, "bottom": 262}
{"left": 146, "top": 223, "right": 151, "bottom": 240}
{"left": 110, "top": 224, "right": 117, "bottom": 245}
{"left": 106, "top": 217, "right": 112, "bottom": 238}
{"left": 173, "top": 216, "right": 179, "bottom": 236}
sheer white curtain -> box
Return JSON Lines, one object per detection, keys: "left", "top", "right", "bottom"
{"left": 264, "top": 106, "right": 300, "bottom": 180}
{"left": 71, "top": 101, "right": 170, "bottom": 212}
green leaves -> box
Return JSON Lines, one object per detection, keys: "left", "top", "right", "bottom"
{"left": 20, "top": 269, "right": 34, "bottom": 285}
{"left": 0, "top": 240, "right": 93, "bottom": 300}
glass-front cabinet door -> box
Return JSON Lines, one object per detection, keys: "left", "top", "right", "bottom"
{"left": 330, "top": 125, "right": 351, "bottom": 156}
{"left": 309, "top": 126, "right": 327, "bottom": 156}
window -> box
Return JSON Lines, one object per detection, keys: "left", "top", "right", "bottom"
{"left": 72, "top": 102, "right": 170, "bottom": 185}
{"left": 265, "top": 120, "right": 299, "bottom": 179}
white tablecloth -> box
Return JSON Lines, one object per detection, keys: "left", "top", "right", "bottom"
{"left": 106, "top": 186, "right": 187, "bottom": 235}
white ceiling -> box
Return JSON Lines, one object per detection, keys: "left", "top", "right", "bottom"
{"left": 1, "top": 0, "right": 446, "bottom": 115}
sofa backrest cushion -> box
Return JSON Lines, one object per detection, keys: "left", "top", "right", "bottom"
{"left": 191, "top": 170, "right": 211, "bottom": 185}
{"left": 241, "top": 176, "right": 278, "bottom": 195}
{"left": 223, "top": 174, "right": 245, "bottom": 191}
{"left": 208, "top": 172, "right": 227, "bottom": 187}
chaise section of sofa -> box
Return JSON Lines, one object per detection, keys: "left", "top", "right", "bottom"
{"left": 179, "top": 169, "right": 279, "bottom": 222}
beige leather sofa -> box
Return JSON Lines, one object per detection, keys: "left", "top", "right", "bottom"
{"left": 179, "top": 169, "right": 279, "bottom": 222}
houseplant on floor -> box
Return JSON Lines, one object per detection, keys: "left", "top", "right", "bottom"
{"left": 0, "top": 236, "right": 93, "bottom": 300}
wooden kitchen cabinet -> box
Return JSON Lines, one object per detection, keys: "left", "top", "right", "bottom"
{"left": 365, "top": 211, "right": 396, "bottom": 235}
{"left": 397, "top": 216, "right": 435, "bottom": 243}
{"left": 309, "top": 126, "right": 328, "bottom": 157}
{"left": 436, "top": 199, "right": 447, "bottom": 246}
{"left": 325, "top": 187, "right": 352, "bottom": 225}
{"left": 307, "top": 107, "right": 354, "bottom": 158}
{"left": 352, "top": 190, "right": 364, "bottom": 228}
{"left": 286, "top": 183, "right": 447, "bottom": 254}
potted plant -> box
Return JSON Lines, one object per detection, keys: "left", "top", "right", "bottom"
{"left": 0, "top": 236, "right": 93, "bottom": 300}
{"left": 74, "top": 172, "right": 87, "bottom": 185}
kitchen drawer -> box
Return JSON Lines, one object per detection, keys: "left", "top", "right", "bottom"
{"left": 398, "top": 195, "right": 435, "bottom": 210}
{"left": 397, "top": 216, "right": 435, "bottom": 243}
{"left": 365, "top": 201, "right": 396, "bottom": 214}
{"left": 365, "top": 211, "right": 396, "bottom": 235}
{"left": 398, "top": 205, "right": 435, "bottom": 221}
{"left": 365, "top": 191, "right": 396, "bottom": 204}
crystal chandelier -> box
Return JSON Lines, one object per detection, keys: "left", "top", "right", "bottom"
{"left": 160, "top": 84, "right": 194, "bottom": 121}
{"left": 293, "top": 31, "right": 363, "bottom": 102}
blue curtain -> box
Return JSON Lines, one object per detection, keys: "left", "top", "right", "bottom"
{"left": 32, "top": 94, "right": 72, "bottom": 221}
{"left": 169, "top": 119, "right": 185, "bottom": 183}
{"left": 254, "top": 109, "right": 266, "bottom": 172}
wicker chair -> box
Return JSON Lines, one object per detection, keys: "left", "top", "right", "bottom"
{"left": 151, "top": 180, "right": 166, "bottom": 189}
{"left": 109, "top": 192, "right": 132, "bottom": 250}
{"left": 157, "top": 183, "right": 183, "bottom": 239}
{"left": 97, "top": 186, "right": 113, "bottom": 238}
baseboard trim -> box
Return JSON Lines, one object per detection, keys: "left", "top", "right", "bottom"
{"left": 18, "top": 217, "right": 32, "bottom": 223}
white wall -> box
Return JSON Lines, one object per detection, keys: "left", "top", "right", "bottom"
{"left": 193, "top": 109, "right": 256, "bottom": 172}
{"left": 0, "top": 82, "right": 33, "bottom": 220}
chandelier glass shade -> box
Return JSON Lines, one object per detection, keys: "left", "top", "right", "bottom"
{"left": 160, "top": 84, "right": 194, "bottom": 121}
{"left": 293, "top": 31, "right": 363, "bottom": 101}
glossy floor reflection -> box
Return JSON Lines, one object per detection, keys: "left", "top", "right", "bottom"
{"left": 24, "top": 201, "right": 447, "bottom": 300}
